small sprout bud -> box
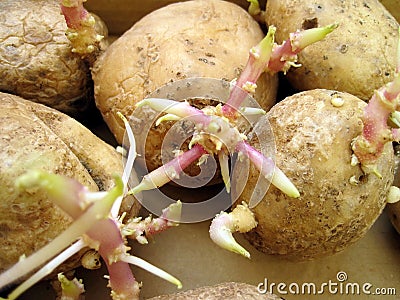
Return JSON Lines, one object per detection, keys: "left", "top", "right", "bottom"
{"left": 81, "top": 250, "right": 101, "bottom": 270}
{"left": 87, "top": 45, "right": 95, "bottom": 53}
{"left": 351, "top": 154, "right": 360, "bottom": 166}
{"left": 58, "top": 273, "right": 85, "bottom": 300}
{"left": 331, "top": 96, "right": 345, "bottom": 107}
{"left": 387, "top": 186, "right": 400, "bottom": 204}
{"left": 95, "top": 34, "right": 104, "bottom": 42}
{"left": 247, "top": 0, "right": 261, "bottom": 16}
{"left": 242, "top": 81, "right": 257, "bottom": 93}
{"left": 349, "top": 175, "right": 359, "bottom": 185}
{"left": 209, "top": 203, "right": 257, "bottom": 258}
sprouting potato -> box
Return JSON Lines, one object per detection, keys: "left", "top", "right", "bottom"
{"left": 0, "top": 0, "right": 108, "bottom": 116}
{"left": 0, "top": 92, "right": 139, "bottom": 272}
{"left": 264, "top": 0, "right": 399, "bottom": 101}
{"left": 236, "top": 89, "right": 394, "bottom": 260}
{"left": 92, "top": 0, "right": 279, "bottom": 172}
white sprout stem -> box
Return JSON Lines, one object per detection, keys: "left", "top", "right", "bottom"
{"left": 112, "top": 112, "right": 138, "bottom": 218}
{"left": 117, "top": 112, "right": 137, "bottom": 189}
{"left": 136, "top": 98, "right": 211, "bottom": 126}
{"left": 239, "top": 107, "right": 266, "bottom": 116}
{"left": 120, "top": 255, "right": 182, "bottom": 289}
{"left": 236, "top": 141, "right": 300, "bottom": 198}
{"left": 218, "top": 152, "right": 231, "bottom": 193}
{"left": 5, "top": 240, "right": 86, "bottom": 300}
{"left": 209, "top": 203, "right": 257, "bottom": 259}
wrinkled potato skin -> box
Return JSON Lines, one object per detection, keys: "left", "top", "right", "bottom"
{"left": 0, "top": 0, "right": 94, "bottom": 115}
{"left": 237, "top": 89, "right": 394, "bottom": 260}
{"left": 93, "top": 0, "right": 278, "bottom": 146}
{"left": 0, "top": 93, "right": 139, "bottom": 272}
{"left": 265, "top": 0, "right": 399, "bottom": 101}
{"left": 149, "top": 282, "right": 281, "bottom": 300}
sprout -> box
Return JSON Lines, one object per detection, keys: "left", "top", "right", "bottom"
{"left": 0, "top": 114, "right": 181, "bottom": 300}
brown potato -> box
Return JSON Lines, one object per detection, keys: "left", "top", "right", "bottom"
{"left": 265, "top": 0, "right": 399, "bottom": 101}
{"left": 236, "top": 89, "right": 394, "bottom": 260}
{"left": 92, "top": 0, "right": 278, "bottom": 168}
{"left": 0, "top": 92, "right": 139, "bottom": 272}
{"left": 85, "top": 0, "right": 267, "bottom": 36}
{"left": 0, "top": 0, "right": 107, "bottom": 116}
{"left": 148, "top": 282, "right": 282, "bottom": 300}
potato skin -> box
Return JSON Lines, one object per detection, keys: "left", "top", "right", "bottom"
{"left": 148, "top": 282, "right": 282, "bottom": 300}
{"left": 93, "top": 0, "right": 278, "bottom": 145}
{"left": 0, "top": 92, "right": 139, "bottom": 272}
{"left": 0, "top": 0, "right": 95, "bottom": 115}
{"left": 237, "top": 89, "right": 394, "bottom": 260}
{"left": 265, "top": 0, "right": 399, "bottom": 101}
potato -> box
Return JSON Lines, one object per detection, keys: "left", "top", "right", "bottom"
{"left": 0, "top": 0, "right": 107, "bottom": 116}
{"left": 92, "top": 0, "right": 278, "bottom": 172}
{"left": 148, "top": 282, "right": 281, "bottom": 300}
{"left": 0, "top": 92, "right": 139, "bottom": 272}
{"left": 85, "top": 0, "right": 267, "bottom": 35}
{"left": 264, "top": 0, "right": 399, "bottom": 101}
{"left": 235, "top": 89, "right": 394, "bottom": 260}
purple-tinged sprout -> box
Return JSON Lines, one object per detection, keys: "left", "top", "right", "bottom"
{"left": 131, "top": 25, "right": 337, "bottom": 257}
{"left": 58, "top": 273, "right": 85, "bottom": 300}
{"left": 122, "top": 201, "right": 182, "bottom": 244}
{"left": 268, "top": 23, "right": 338, "bottom": 74}
{"left": 136, "top": 98, "right": 211, "bottom": 126}
{"left": 128, "top": 144, "right": 208, "bottom": 195}
{"left": 222, "top": 23, "right": 338, "bottom": 118}
{"left": 0, "top": 173, "right": 123, "bottom": 299}
{"left": 222, "top": 26, "right": 275, "bottom": 118}
{"left": 236, "top": 141, "right": 300, "bottom": 199}
{"left": 60, "top": 0, "right": 104, "bottom": 55}
{"left": 209, "top": 202, "right": 257, "bottom": 258}
{"left": 352, "top": 27, "right": 400, "bottom": 176}
{"left": 0, "top": 114, "right": 184, "bottom": 300}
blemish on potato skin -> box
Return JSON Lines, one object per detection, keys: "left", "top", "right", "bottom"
{"left": 302, "top": 17, "right": 319, "bottom": 30}
{"left": 339, "top": 44, "right": 349, "bottom": 54}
